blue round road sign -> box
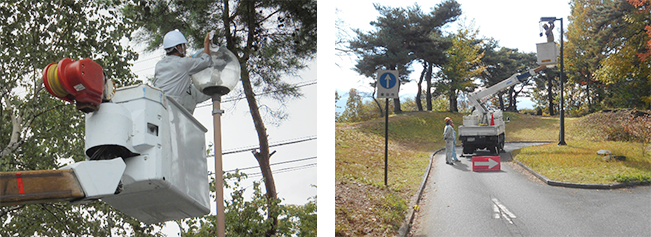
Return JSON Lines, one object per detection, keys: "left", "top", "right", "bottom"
{"left": 379, "top": 72, "right": 397, "bottom": 89}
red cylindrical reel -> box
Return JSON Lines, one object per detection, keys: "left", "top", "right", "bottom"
{"left": 43, "top": 58, "right": 105, "bottom": 110}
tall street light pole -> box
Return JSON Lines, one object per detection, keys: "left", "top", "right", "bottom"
{"left": 541, "top": 16, "right": 566, "bottom": 145}
{"left": 192, "top": 46, "right": 241, "bottom": 237}
{"left": 212, "top": 94, "right": 226, "bottom": 236}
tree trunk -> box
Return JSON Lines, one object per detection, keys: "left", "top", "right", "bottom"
{"left": 415, "top": 62, "right": 427, "bottom": 111}
{"left": 393, "top": 98, "right": 402, "bottom": 114}
{"left": 242, "top": 66, "right": 278, "bottom": 237}
{"left": 237, "top": 1, "right": 278, "bottom": 236}
{"left": 506, "top": 87, "right": 518, "bottom": 112}
{"left": 372, "top": 89, "right": 384, "bottom": 117}
{"left": 508, "top": 84, "right": 526, "bottom": 112}
{"left": 586, "top": 74, "right": 593, "bottom": 113}
{"left": 449, "top": 89, "right": 458, "bottom": 112}
{"left": 426, "top": 63, "right": 433, "bottom": 111}
{"left": 389, "top": 65, "right": 402, "bottom": 114}
{"left": 497, "top": 93, "right": 505, "bottom": 111}
{"left": 0, "top": 106, "right": 22, "bottom": 159}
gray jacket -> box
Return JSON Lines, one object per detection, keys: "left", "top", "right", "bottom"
{"left": 154, "top": 53, "right": 212, "bottom": 113}
{"left": 443, "top": 124, "right": 456, "bottom": 141}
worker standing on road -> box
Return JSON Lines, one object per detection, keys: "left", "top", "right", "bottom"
{"left": 443, "top": 117, "right": 459, "bottom": 165}
{"left": 154, "top": 29, "right": 212, "bottom": 114}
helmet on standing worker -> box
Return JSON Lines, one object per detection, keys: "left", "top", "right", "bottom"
{"left": 444, "top": 117, "right": 452, "bottom": 123}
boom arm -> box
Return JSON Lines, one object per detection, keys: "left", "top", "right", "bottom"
{"left": 468, "top": 65, "right": 546, "bottom": 115}
{"left": 0, "top": 159, "right": 125, "bottom": 206}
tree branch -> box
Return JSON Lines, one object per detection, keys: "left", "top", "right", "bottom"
{"left": 0, "top": 105, "right": 23, "bottom": 159}
{"left": 0, "top": 205, "right": 24, "bottom": 218}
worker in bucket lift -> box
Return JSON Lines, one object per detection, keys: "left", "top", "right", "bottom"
{"left": 543, "top": 21, "right": 555, "bottom": 43}
{"left": 154, "top": 29, "right": 212, "bottom": 114}
{"left": 443, "top": 117, "right": 460, "bottom": 165}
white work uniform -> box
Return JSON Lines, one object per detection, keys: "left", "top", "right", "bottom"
{"left": 154, "top": 53, "right": 212, "bottom": 114}
{"left": 443, "top": 124, "right": 457, "bottom": 163}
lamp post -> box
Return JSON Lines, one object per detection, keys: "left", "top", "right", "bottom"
{"left": 192, "top": 46, "right": 241, "bottom": 237}
{"left": 541, "top": 16, "right": 566, "bottom": 145}
{"left": 211, "top": 93, "right": 226, "bottom": 237}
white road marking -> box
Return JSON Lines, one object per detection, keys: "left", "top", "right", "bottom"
{"left": 492, "top": 198, "right": 516, "bottom": 224}
{"left": 500, "top": 209, "right": 514, "bottom": 224}
{"left": 493, "top": 204, "right": 501, "bottom": 219}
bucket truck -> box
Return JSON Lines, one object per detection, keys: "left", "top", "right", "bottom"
{"left": 459, "top": 65, "right": 546, "bottom": 155}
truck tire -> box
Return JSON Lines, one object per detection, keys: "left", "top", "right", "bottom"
{"left": 463, "top": 145, "right": 474, "bottom": 155}
{"left": 492, "top": 145, "right": 500, "bottom": 155}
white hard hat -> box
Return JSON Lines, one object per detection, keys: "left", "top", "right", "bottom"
{"left": 163, "top": 29, "right": 188, "bottom": 49}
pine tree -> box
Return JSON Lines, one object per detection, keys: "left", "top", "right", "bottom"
{"left": 349, "top": 1, "right": 461, "bottom": 113}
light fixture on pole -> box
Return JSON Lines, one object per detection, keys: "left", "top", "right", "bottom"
{"left": 540, "top": 16, "right": 566, "bottom": 146}
{"left": 192, "top": 45, "right": 241, "bottom": 237}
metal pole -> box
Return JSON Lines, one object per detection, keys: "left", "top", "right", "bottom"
{"left": 212, "top": 94, "right": 226, "bottom": 237}
{"left": 559, "top": 17, "right": 567, "bottom": 145}
{"left": 384, "top": 98, "right": 389, "bottom": 186}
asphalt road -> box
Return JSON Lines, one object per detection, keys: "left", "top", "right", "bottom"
{"left": 409, "top": 143, "right": 651, "bottom": 236}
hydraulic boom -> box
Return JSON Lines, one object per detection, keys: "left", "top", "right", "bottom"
{"left": 459, "top": 65, "right": 546, "bottom": 155}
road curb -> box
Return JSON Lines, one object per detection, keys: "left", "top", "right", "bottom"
{"left": 514, "top": 160, "right": 648, "bottom": 189}
{"left": 398, "top": 148, "right": 444, "bottom": 237}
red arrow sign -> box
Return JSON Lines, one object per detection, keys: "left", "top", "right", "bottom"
{"left": 472, "top": 156, "right": 501, "bottom": 171}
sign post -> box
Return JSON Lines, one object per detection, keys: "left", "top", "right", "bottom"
{"left": 376, "top": 70, "right": 399, "bottom": 186}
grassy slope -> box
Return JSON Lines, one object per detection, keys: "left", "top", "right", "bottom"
{"left": 335, "top": 111, "right": 460, "bottom": 236}
{"left": 503, "top": 112, "right": 565, "bottom": 142}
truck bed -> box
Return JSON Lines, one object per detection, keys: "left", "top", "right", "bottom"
{"left": 458, "top": 125, "right": 503, "bottom": 136}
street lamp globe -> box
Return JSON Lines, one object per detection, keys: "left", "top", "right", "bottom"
{"left": 192, "top": 46, "right": 241, "bottom": 96}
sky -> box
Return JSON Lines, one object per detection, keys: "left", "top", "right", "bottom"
{"left": 130, "top": 47, "right": 317, "bottom": 235}
{"left": 333, "top": 0, "right": 573, "bottom": 110}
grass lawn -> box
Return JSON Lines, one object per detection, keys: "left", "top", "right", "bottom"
{"left": 512, "top": 111, "right": 651, "bottom": 184}
{"left": 503, "top": 113, "right": 564, "bottom": 142}
{"left": 515, "top": 141, "right": 651, "bottom": 184}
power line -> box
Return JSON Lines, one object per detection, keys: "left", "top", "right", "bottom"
{"left": 132, "top": 56, "right": 165, "bottom": 75}
{"left": 132, "top": 55, "right": 163, "bottom": 66}
{"left": 207, "top": 157, "right": 317, "bottom": 182}
{"left": 133, "top": 66, "right": 157, "bottom": 74}
{"left": 246, "top": 162, "right": 317, "bottom": 178}
{"left": 195, "top": 80, "right": 317, "bottom": 108}
{"left": 224, "top": 156, "right": 316, "bottom": 173}
{"left": 209, "top": 136, "right": 316, "bottom": 157}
